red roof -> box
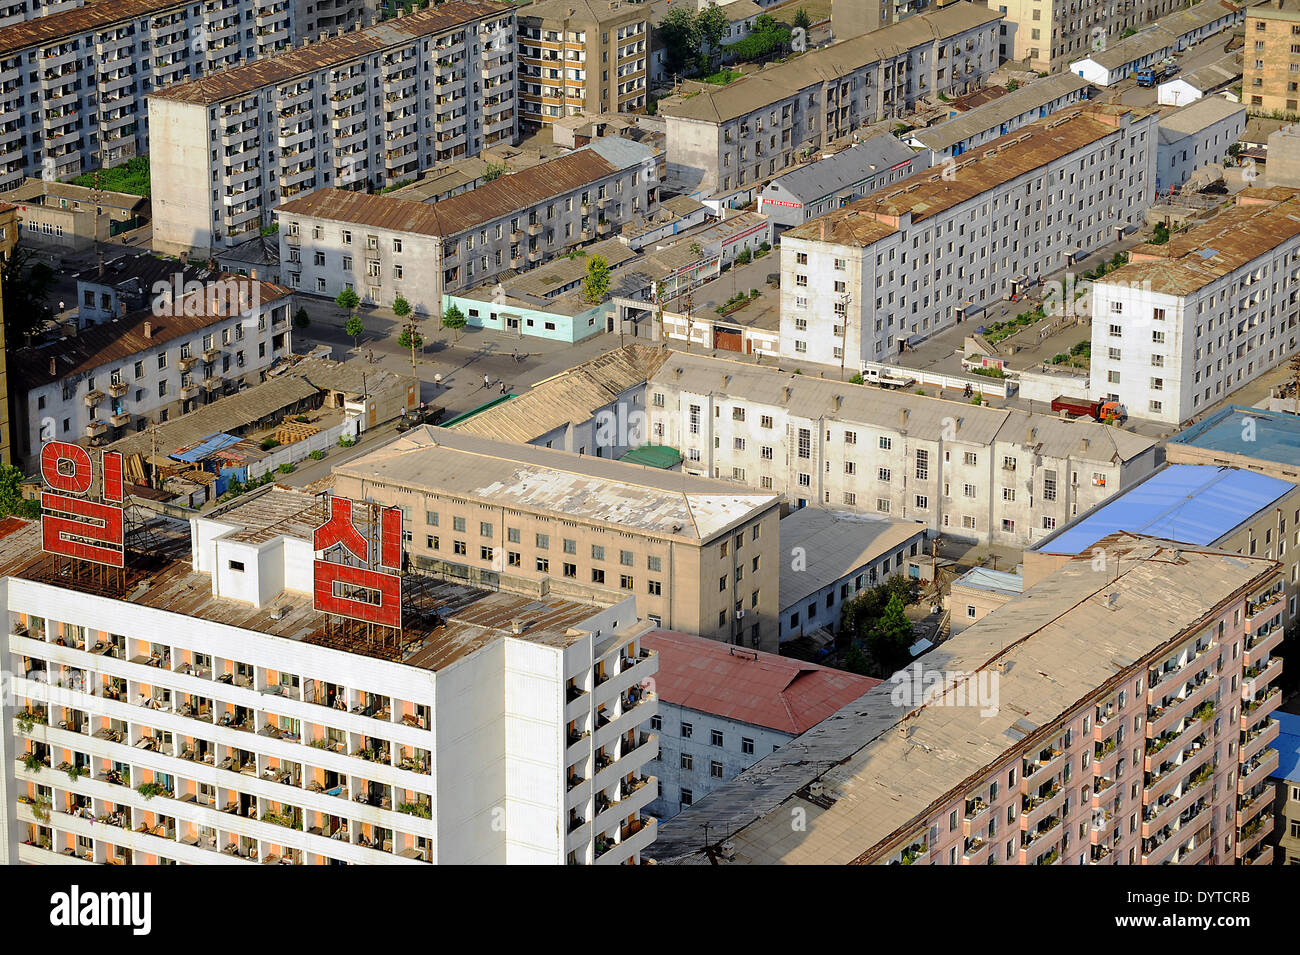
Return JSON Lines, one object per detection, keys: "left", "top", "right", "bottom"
{"left": 0, "top": 517, "right": 30, "bottom": 541}
{"left": 643, "top": 630, "right": 878, "bottom": 736}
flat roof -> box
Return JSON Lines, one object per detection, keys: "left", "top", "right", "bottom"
{"left": 1272, "top": 712, "right": 1300, "bottom": 784}
{"left": 149, "top": 1, "right": 511, "bottom": 105}
{"left": 618, "top": 445, "right": 682, "bottom": 469}
{"left": 1162, "top": 51, "right": 1240, "bottom": 93}
{"left": 1033, "top": 464, "right": 1296, "bottom": 555}
{"left": 777, "top": 509, "right": 925, "bottom": 611}
{"left": 950, "top": 566, "right": 1024, "bottom": 597}
{"left": 646, "top": 535, "right": 1277, "bottom": 863}
{"left": 335, "top": 425, "right": 780, "bottom": 542}
{"left": 1157, "top": 95, "right": 1245, "bottom": 138}
{"left": 643, "top": 629, "right": 878, "bottom": 735}
{"left": 1169, "top": 405, "right": 1300, "bottom": 469}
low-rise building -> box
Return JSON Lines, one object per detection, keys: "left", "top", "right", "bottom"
{"left": 0, "top": 492, "right": 658, "bottom": 865}
{"left": 945, "top": 565, "right": 1022, "bottom": 634}
{"left": 778, "top": 105, "right": 1158, "bottom": 366}
{"left": 1088, "top": 187, "right": 1300, "bottom": 425}
{"left": 619, "top": 194, "right": 710, "bottom": 250}
{"left": 1167, "top": 404, "right": 1300, "bottom": 481}
{"left": 997, "top": 0, "right": 1182, "bottom": 72}
{"left": 757, "top": 134, "right": 926, "bottom": 231}
{"left": 333, "top": 425, "right": 785, "bottom": 649}
{"left": 148, "top": 1, "right": 518, "bottom": 256}
{"left": 1156, "top": 96, "right": 1246, "bottom": 192}
{"left": 645, "top": 351, "right": 1160, "bottom": 546}
{"left": 1157, "top": 52, "right": 1241, "bottom": 107}
{"left": 74, "top": 253, "right": 209, "bottom": 328}
{"left": 647, "top": 0, "right": 764, "bottom": 85}
{"left": 660, "top": 3, "right": 1000, "bottom": 204}
{"left": 7, "top": 179, "right": 146, "bottom": 253}
{"left": 1067, "top": 0, "right": 1243, "bottom": 86}
{"left": 643, "top": 628, "right": 877, "bottom": 821}
{"left": 277, "top": 137, "right": 658, "bottom": 314}
{"left": 1270, "top": 712, "right": 1300, "bottom": 865}
{"left": 11, "top": 275, "right": 292, "bottom": 466}
{"left": 646, "top": 532, "right": 1284, "bottom": 865}
{"left": 777, "top": 507, "right": 927, "bottom": 644}
{"left": 904, "top": 72, "right": 1093, "bottom": 160}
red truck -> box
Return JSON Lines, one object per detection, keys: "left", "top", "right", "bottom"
{"left": 1051, "top": 395, "right": 1124, "bottom": 421}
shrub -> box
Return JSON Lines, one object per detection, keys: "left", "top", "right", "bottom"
{"left": 338, "top": 435, "right": 356, "bottom": 448}
{"left": 261, "top": 438, "right": 280, "bottom": 450}
{"left": 309, "top": 450, "right": 325, "bottom": 461}
{"left": 277, "top": 463, "right": 295, "bottom": 474}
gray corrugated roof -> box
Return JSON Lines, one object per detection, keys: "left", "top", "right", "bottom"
{"left": 909, "top": 74, "right": 1092, "bottom": 152}
{"left": 762, "top": 134, "right": 920, "bottom": 203}
{"left": 1156, "top": 95, "right": 1245, "bottom": 141}
{"left": 777, "top": 509, "right": 925, "bottom": 610}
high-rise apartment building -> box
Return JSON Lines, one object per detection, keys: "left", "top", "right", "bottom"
{"left": 517, "top": 0, "right": 649, "bottom": 126}
{"left": 332, "top": 426, "right": 785, "bottom": 650}
{"left": 1242, "top": 0, "right": 1300, "bottom": 115}
{"left": 149, "top": 1, "right": 517, "bottom": 256}
{"left": 647, "top": 534, "right": 1283, "bottom": 865}
{"left": 1088, "top": 187, "right": 1300, "bottom": 426}
{"left": 2, "top": 485, "right": 660, "bottom": 865}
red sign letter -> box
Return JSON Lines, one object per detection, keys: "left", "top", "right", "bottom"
{"left": 40, "top": 445, "right": 125, "bottom": 567}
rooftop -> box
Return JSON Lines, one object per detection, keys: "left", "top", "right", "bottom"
{"left": 1156, "top": 95, "right": 1245, "bottom": 139}
{"left": 786, "top": 107, "right": 1152, "bottom": 242}
{"left": 646, "top": 535, "right": 1277, "bottom": 863}
{"left": 1162, "top": 51, "right": 1240, "bottom": 93}
{"left": 0, "top": 0, "right": 185, "bottom": 57}
{"left": 1101, "top": 188, "right": 1300, "bottom": 296}
{"left": 1272, "top": 712, "right": 1300, "bottom": 784}
{"left": 643, "top": 630, "right": 878, "bottom": 735}
{"left": 1077, "top": 26, "right": 1176, "bottom": 71}
{"left": 74, "top": 252, "right": 212, "bottom": 291}
{"left": 277, "top": 139, "right": 655, "bottom": 238}
{"left": 949, "top": 565, "right": 1024, "bottom": 597}
{"left": 659, "top": 3, "right": 1002, "bottom": 124}
{"left": 777, "top": 509, "right": 925, "bottom": 611}
{"left": 763, "top": 133, "right": 920, "bottom": 201}
{"left": 148, "top": 1, "right": 511, "bottom": 105}
{"left": 1168, "top": 406, "right": 1300, "bottom": 471}
{"left": 907, "top": 73, "right": 1093, "bottom": 153}
{"left": 451, "top": 344, "right": 671, "bottom": 445}
{"left": 14, "top": 275, "right": 290, "bottom": 392}
{"left": 335, "top": 426, "right": 780, "bottom": 542}
{"left": 1032, "top": 464, "right": 1296, "bottom": 555}
{"left": 647, "top": 352, "right": 1157, "bottom": 464}
{"left": 519, "top": 0, "right": 650, "bottom": 24}
{"left": 7, "top": 177, "right": 147, "bottom": 210}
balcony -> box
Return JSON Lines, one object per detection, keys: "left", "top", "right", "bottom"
{"left": 1238, "top": 749, "right": 1280, "bottom": 794}
{"left": 107, "top": 380, "right": 128, "bottom": 397}
{"left": 1021, "top": 782, "right": 1064, "bottom": 829}
{"left": 527, "top": 222, "right": 543, "bottom": 236}
{"left": 1242, "top": 685, "right": 1282, "bottom": 730}
{"left": 83, "top": 389, "right": 105, "bottom": 407}
{"left": 1245, "top": 625, "right": 1283, "bottom": 668}
{"left": 1242, "top": 657, "right": 1283, "bottom": 699}
{"left": 109, "top": 411, "right": 131, "bottom": 428}
{"left": 179, "top": 383, "right": 200, "bottom": 400}
{"left": 84, "top": 420, "right": 108, "bottom": 439}
{"left": 1021, "top": 747, "right": 1064, "bottom": 791}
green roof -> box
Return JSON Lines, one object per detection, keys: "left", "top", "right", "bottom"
{"left": 618, "top": 445, "right": 683, "bottom": 469}
{"left": 442, "top": 394, "right": 518, "bottom": 427}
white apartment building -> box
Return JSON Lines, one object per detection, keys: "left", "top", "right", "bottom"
{"left": 661, "top": 2, "right": 1001, "bottom": 204}
{"left": 149, "top": 0, "right": 518, "bottom": 256}
{"left": 0, "top": 0, "right": 332, "bottom": 189}
{"left": 645, "top": 353, "right": 1159, "bottom": 546}
{"left": 1155, "top": 96, "right": 1246, "bottom": 193}
{"left": 0, "top": 0, "right": 80, "bottom": 29}
{"left": 1089, "top": 187, "right": 1300, "bottom": 426}
{"left": 10, "top": 275, "right": 292, "bottom": 466}
{"left": 1, "top": 487, "right": 660, "bottom": 865}
{"left": 778, "top": 105, "right": 1158, "bottom": 366}
{"left": 277, "top": 137, "right": 657, "bottom": 314}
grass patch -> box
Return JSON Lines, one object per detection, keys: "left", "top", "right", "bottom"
{"left": 702, "top": 69, "right": 743, "bottom": 85}
{"left": 71, "top": 156, "right": 150, "bottom": 197}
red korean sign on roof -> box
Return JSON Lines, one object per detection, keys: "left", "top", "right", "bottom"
{"left": 312, "top": 495, "right": 403, "bottom": 629}
{"left": 40, "top": 441, "right": 125, "bottom": 567}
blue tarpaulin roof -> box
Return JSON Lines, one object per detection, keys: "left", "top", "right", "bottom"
{"left": 1272, "top": 713, "right": 1300, "bottom": 783}
{"left": 171, "top": 432, "right": 242, "bottom": 463}
{"left": 1037, "top": 465, "right": 1296, "bottom": 555}
{"left": 1169, "top": 405, "right": 1300, "bottom": 468}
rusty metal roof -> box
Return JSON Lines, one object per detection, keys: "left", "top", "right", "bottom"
{"left": 0, "top": 0, "right": 188, "bottom": 57}
{"left": 148, "top": 1, "right": 512, "bottom": 105}
{"left": 278, "top": 147, "right": 622, "bottom": 237}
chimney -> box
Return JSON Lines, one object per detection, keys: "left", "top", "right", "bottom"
{"left": 954, "top": 417, "right": 962, "bottom": 434}
{"left": 49, "top": 357, "right": 56, "bottom": 377}
{"left": 819, "top": 219, "right": 826, "bottom": 241}
{"left": 143, "top": 321, "right": 153, "bottom": 339}
{"left": 1025, "top": 426, "right": 1036, "bottom": 444}
{"left": 1080, "top": 437, "right": 1090, "bottom": 453}
{"left": 899, "top": 407, "right": 909, "bottom": 427}
{"left": 833, "top": 394, "right": 843, "bottom": 412}
{"left": 510, "top": 618, "right": 523, "bottom": 635}
{"left": 783, "top": 385, "right": 793, "bottom": 403}
{"left": 722, "top": 374, "right": 731, "bottom": 389}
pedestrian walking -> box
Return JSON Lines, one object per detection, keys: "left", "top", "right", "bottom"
{"left": 499, "top": 382, "right": 507, "bottom": 395}
{"left": 483, "top": 374, "right": 491, "bottom": 389}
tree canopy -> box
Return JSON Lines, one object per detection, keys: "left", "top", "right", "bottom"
{"left": 2, "top": 244, "right": 55, "bottom": 344}
{"left": 582, "top": 255, "right": 611, "bottom": 304}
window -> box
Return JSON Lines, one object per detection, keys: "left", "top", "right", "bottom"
{"left": 710, "top": 761, "right": 724, "bottom": 779}
{"left": 916, "top": 449, "right": 928, "bottom": 480}
{"left": 742, "top": 737, "right": 754, "bottom": 755}
{"left": 480, "top": 546, "right": 494, "bottom": 561}
{"left": 453, "top": 517, "right": 466, "bottom": 532}
{"left": 591, "top": 545, "right": 605, "bottom": 561}
{"left": 480, "top": 522, "right": 493, "bottom": 537}
{"left": 681, "top": 722, "right": 693, "bottom": 739}
{"left": 711, "top": 730, "right": 723, "bottom": 746}
{"left": 680, "top": 753, "right": 693, "bottom": 770}
{"left": 963, "top": 452, "right": 977, "bottom": 466}
{"left": 681, "top": 789, "right": 693, "bottom": 806}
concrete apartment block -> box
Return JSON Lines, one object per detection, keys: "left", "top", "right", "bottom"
{"left": 1088, "top": 187, "right": 1300, "bottom": 425}
{"left": 1242, "top": 0, "right": 1300, "bottom": 116}
{"left": 1155, "top": 96, "right": 1246, "bottom": 192}
{"left": 778, "top": 105, "right": 1157, "bottom": 367}
{"left": 148, "top": 1, "right": 517, "bottom": 256}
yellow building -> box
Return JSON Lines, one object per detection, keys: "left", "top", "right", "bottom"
{"left": 1243, "top": 0, "right": 1300, "bottom": 116}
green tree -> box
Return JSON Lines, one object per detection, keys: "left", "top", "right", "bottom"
{"left": 482, "top": 161, "right": 508, "bottom": 181}
{"left": 792, "top": 7, "right": 811, "bottom": 30}
{"left": 735, "top": 246, "right": 752, "bottom": 265}
{"left": 582, "top": 255, "right": 611, "bottom": 304}
{"left": 0, "top": 464, "right": 39, "bottom": 519}
{"left": 392, "top": 295, "right": 412, "bottom": 319}
{"left": 1006, "top": 78, "right": 1019, "bottom": 92}
{"left": 397, "top": 327, "right": 423, "bottom": 349}
{"left": 345, "top": 314, "right": 364, "bottom": 349}
{"left": 293, "top": 306, "right": 311, "bottom": 328}
{"left": 867, "top": 594, "right": 914, "bottom": 674}
{"left": 697, "top": 5, "right": 729, "bottom": 60}
{"left": 2, "top": 244, "right": 55, "bottom": 343}
{"left": 442, "top": 302, "right": 467, "bottom": 342}
{"left": 337, "top": 288, "right": 362, "bottom": 348}
{"left": 659, "top": 6, "right": 702, "bottom": 78}
{"left": 336, "top": 287, "right": 360, "bottom": 313}
{"left": 844, "top": 643, "right": 872, "bottom": 676}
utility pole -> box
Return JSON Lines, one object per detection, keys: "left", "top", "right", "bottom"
{"left": 92, "top": 170, "right": 106, "bottom": 279}
{"left": 1290, "top": 354, "right": 1300, "bottom": 416}
{"left": 683, "top": 288, "right": 694, "bottom": 353}
{"left": 146, "top": 422, "right": 161, "bottom": 490}
{"left": 838, "top": 291, "right": 852, "bottom": 381}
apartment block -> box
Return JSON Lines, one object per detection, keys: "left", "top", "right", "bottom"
{"left": 0, "top": 0, "right": 323, "bottom": 190}
{"left": 148, "top": 1, "right": 517, "bottom": 256}
{"left": 332, "top": 426, "right": 784, "bottom": 650}
{"left": 1242, "top": 0, "right": 1300, "bottom": 115}
{"left": 1088, "top": 187, "right": 1300, "bottom": 425}
{"left": 778, "top": 105, "right": 1157, "bottom": 366}
{"left": 276, "top": 137, "right": 657, "bottom": 314}
{"left": 517, "top": 0, "right": 649, "bottom": 126}
{"left": 0, "top": 0, "right": 80, "bottom": 30}
{"left": 830, "top": 0, "right": 939, "bottom": 39}
{"left": 1000, "top": 0, "right": 1234, "bottom": 73}
{"left": 643, "top": 629, "right": 876, "bottom": 821}
{"left": 647, "top": 534, "right": 1284, "bottom": 865}
{"left": 661, "top": 2, "right": 1000, "bottom": 203}
{"left": 1, "top": 488, "right": 660, "bottom": 865}
{"left": 10, "top": 275, "right": 292, "bottom": 466}
{"left": 1155, "top": 96, "right": 1246, "bottom": 192}
{"left": 645, "top": 352, "right": 1159, "bottom": 547}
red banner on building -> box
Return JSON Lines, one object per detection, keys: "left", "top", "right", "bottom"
{"left": 40, "top": 441, "right": 125, "bottom": 567}
{"left": 312, "top": 496, "right": 403, "bottom": 628}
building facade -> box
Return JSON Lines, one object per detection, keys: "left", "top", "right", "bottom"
{"left": 277, "top": 137, "right": 657, "bottom": 314}
{"left": 11, "top": 276, "right": 292, "bottom": 465}
{"left": 778, "top": 105, "right": 1157, "bottom": 366}
{"left": 332, "top": 426, "right": 784, "bottom": 650}
{"left": 645, "top": 353, "right": 1159, "bottom": 547}
{"left": 661, "top": 2, "right": 1000, "bottom": 203}
{"left": 1243, "top": 0, "right": 1300, "bottom": 116}
{"left": 1088, "top": 187, "right": 1300, "bottom": 426}
{"left": 0, "top": 490, "right": 659, "bottom": 865}
{"left": 148, "top": 1, "right": 517, "bottom": 256}
{"left": 1155, "top": 96, "right": 1246, "bottom": 193}
{"left": 517, "top": 0, "right": 649, "bottom": 126}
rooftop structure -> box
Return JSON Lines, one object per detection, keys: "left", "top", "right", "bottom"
{"left": 1166, "top": 406, "right": 1300, "bottom": 480}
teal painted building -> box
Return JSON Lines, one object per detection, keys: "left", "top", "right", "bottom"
{"left": 443, "top": 293, "right": 609, "bottom": 344}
